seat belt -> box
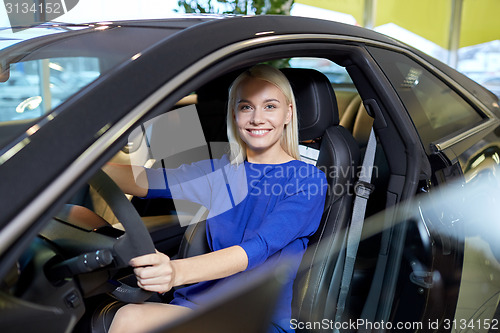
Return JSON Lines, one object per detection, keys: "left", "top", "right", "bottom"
{"left": 334, "top": 128, "right": 377, "bottom": 326}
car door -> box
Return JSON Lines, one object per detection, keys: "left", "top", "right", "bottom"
{"left": 368, "top": 45, "right": 500, "bottom": 332}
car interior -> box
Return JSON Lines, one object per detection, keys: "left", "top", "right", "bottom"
{"left": 83, "top": 58, "right": 399, "bottom": 331}
{"left": 1, "top": 52, "right": 426, "bottom": 332}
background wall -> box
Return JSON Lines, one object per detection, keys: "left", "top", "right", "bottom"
{"left": 297, "top": 0, "right": 500, "bottom": 97}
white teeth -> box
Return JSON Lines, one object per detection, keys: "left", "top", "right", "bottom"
{"left": 251, "top": 130, "right": 269, "bottom": 135}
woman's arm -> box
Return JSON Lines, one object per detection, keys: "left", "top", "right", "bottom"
{"left": 130, "top": 246, "right": 248, "bottom": 293}
{"left": 102, "top": 163, "right": 149, "bottom": 197}
{"left": 104, "top": 159, "right": 221, "bottom": 207}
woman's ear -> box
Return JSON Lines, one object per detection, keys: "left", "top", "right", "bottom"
{"left": 285, "top": 104, "right": 292, "bottom": 125}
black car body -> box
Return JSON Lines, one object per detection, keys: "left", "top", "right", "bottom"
{"left": 1, "top": 15, "right": 500, "bottom": 332}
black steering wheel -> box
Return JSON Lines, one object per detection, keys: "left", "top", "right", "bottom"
{"left": 88, "top": 169, "right": 156, "bottom": 303}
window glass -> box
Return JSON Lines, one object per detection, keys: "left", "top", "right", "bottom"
{"left": 0, "top": 57, "right": 100, "bottom": 122}
{"left": 368, "top": 47, "right": 484, "bottom": 151}
{"left": 289, "top": 57, "right": 353, "bottom": 85}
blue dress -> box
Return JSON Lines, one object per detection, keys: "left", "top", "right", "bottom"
{"left": 145, "top": 155, "right": 327, "bottom": 332}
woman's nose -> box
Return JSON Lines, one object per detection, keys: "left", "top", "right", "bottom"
{"left": 250, "top": 108, "right": 265, "bottom": 124}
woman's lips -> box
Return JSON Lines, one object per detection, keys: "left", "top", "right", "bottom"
{"left": 247, "top": 129, "right": 271, "bottom": 137}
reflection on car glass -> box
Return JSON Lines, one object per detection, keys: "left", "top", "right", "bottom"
{"left": 0, "top": 57, "right": 100, "bottom": 122}
{"left": 401, "top": 67, "right": 422, "bottom": 89}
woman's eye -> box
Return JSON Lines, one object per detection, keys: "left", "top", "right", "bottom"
{"left": 239, "top": 105, "right": 252, "bottom": 111}
{"left": 265, "top": 104, "right": 277, "bottom": 110}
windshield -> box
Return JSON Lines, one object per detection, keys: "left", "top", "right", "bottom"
{"left": 1, "top": 57, "right": 100, "bottom": 122}
{"left": 0, "top": 24, "right": 182, "bottom": 149}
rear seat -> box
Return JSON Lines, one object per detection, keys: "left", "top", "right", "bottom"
{"left": 337, "top": 91, "right": 361, "bottom": 131}
{"left": 337, "top": 90, "right": 374, "bottom": 147}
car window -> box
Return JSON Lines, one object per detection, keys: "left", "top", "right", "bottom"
{"left": 0, "top": 57, "right": 100, "bottom": 122}
{"left": 289, "top": 57, "right": 353, "bottom": 85}
{"left": 368, "top": 47, "right": 484, "bottom": 152}
{"left": 0, "top": 26, "right": 185, "bottom": 154}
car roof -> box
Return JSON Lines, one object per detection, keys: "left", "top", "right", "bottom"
{"left": 2, "top": 15, "right": 407, "bottom": 54}
{"left": 114, "top": 15, "right": 406, "bottom": 47}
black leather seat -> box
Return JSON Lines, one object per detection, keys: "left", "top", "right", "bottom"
{"left": 280, "top": 68, "right": 361, "bottom": 329}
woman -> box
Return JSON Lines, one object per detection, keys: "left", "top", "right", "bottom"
{"left": 107, "top": 64, "right": 327, "bottom": 333}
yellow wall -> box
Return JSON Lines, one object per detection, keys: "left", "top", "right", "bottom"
{"left": 461, "top": 0, "right": 500, "bottom": 48}
{"left": 297, "top": 0, "right": 500, "bottom": 49}
{"left": 375, "top": 0, "right": 451, "bottom": 48}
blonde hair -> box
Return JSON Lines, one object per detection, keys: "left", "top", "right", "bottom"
{"left": 226, "top": 64, "right": 300, "bottom": 164}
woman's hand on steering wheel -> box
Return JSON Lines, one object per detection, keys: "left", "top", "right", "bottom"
{"left": 130, "top": 250, "right": 177, "bottom": 293}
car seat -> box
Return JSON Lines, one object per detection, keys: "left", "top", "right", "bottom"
{"left": 278, "top": 68, "right": 361, "bottom": 329}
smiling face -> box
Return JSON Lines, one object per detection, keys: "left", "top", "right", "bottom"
{"left": 233, "top": 77, "right": 293, "bottom": 163}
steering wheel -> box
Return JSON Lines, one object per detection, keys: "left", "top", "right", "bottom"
{"left": 88, "top": 169, "right": 156, "bottom": 303}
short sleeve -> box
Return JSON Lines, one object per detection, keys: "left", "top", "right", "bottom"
{"left": 240, "top": 168, "right": 327, "bottom": 270}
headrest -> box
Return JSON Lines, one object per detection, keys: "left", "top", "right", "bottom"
{"left": 281, "top": 68, "right": 339, "bottom": 141}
